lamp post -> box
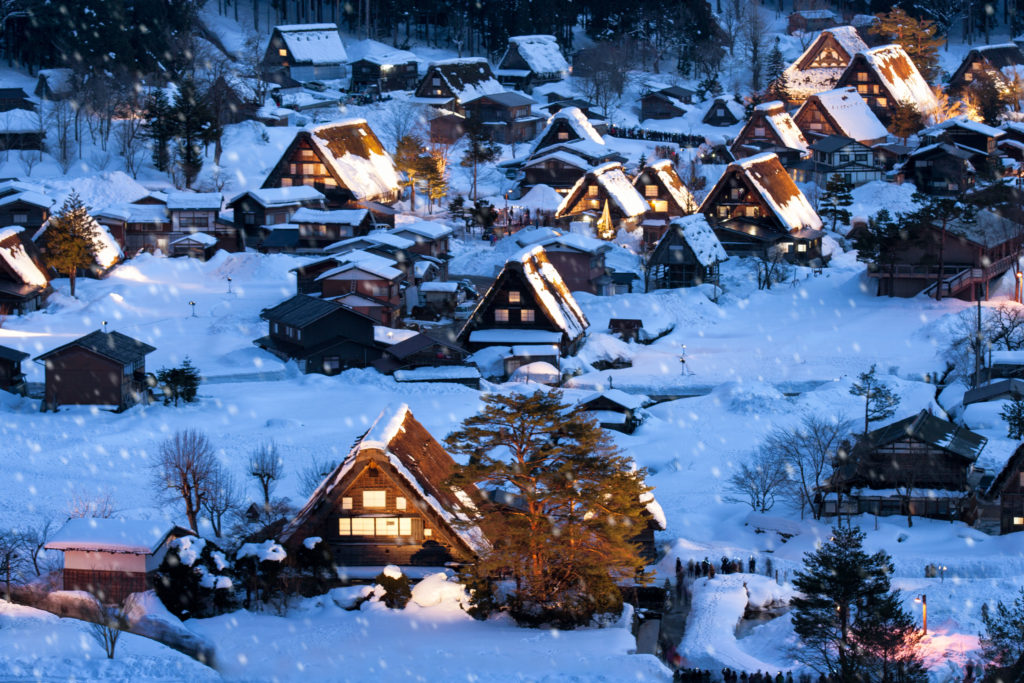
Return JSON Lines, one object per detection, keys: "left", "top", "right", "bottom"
{"left": 227, "top": 276, "right": 232, "bottom": 294}
{"left": 940, "top": 565, "right": 947, "bottom": 583}
{"left": 914, "top": 594, "right": 927, "bottom": 634}
{"left": 189, "top": 300, "right": 197, "bottom": 317}
{"left": 1016, "top": 271, "right": 1022, "bottom": 304}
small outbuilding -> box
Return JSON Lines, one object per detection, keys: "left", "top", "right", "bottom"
{"left": 577, "top": 388, "right": 649, "bottom": 433}
{"left": 0, "top": 344, "right": 28, "bottom": 394}
{"left": 45, "top": 518, "right": 194, "bottom": 604}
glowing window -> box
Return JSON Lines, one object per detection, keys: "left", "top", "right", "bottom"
{"left": 644, "top": 185, "right": 658, "bottom": 198}
{"left": 341, "top": 497, "right": 353, "bottom": 510}
{"left": 278, "top": 48, "right": 287, "bottom": 57}
{"left": 363, "top": 490, "right": 386, "bottom": 508}
{"left": 520, "top": 309, "right": 535, "bottom": 322}
{"left": 508, "top": 291, "right": 521, "bottom": 303}
{"left": 495, "top": 308, "right": 509, "bottom": 322}
{"left": 396, "top": 497, "right": 406, "bottom": 510}
{"left": 351, "top": 518, "right": 375, "bottom": 535}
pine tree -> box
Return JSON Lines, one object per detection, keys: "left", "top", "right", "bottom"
{"left": 423, "top": 149, "right": 448, "bottom": 214}
{"left": 448, "top": 195, "right": 471, "bottom": 232}
{"left": 446, "top": 390, "right": 652, "bottom": 627}
{"left": 852, "top": 589, "right": 928, "bottom": 682}
{"left": 849, "top": 364, "right": 901, "bottom": 435}
{"left": 853, "top": 209, "right": 909, "bottom": 297}
{"left": 889, "top": 100, "right": 923, "bottom": 143}
{"left": 171, "top": 80, "right": 216, "bottom": 188}
{"left": 870, "top": 8, "right": 944, "bottom": 82}
{"left": 791, "top": 527, "right": 921, "bottom": 680}
{"left": 820, "top": 174, "right": 854, "bottom": 232}
{"left": 765, "top": 37, "right": 790, "bottom": 104}
{"left": 980, "top": 587, "right": 1024, "bottom": 679}
{"left": 43, "top": 192, "right": 99, "bottom": 297}
{"left": 1001, "top": 396, "right": 1024, "bottom": 439}
{"left": 143, "top": 90, "right": 175, "bottom": 173}
{"left": 156, "top": 356, "right": 201, "bottom": 406}
{"left": 460, "top": 119, "right": 500, "bottom": 200}
{"left": 394, "top": 134, "right": 428, "bottom": 212}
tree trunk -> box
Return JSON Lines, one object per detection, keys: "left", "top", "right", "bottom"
{"left": 69, "top": 270, "right": 77, "bottom": 297}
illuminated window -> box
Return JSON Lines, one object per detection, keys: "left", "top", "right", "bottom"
{"left": 508, "top": 291, "right": 521, "bottom": 303}
{"left": 857, "top": 72, "right": 868, "bottom": 82}
{"left": 557, "top": 131, "right": 569, "bottom": 140}
{"left": 644, "top": 185, "right": 658, "bottom": 198}
{"left": 797, "top": 243, "right": 808, "bottom": 252}
{"left": 377, "top": 518, "right": 399, "bottom": 536}
{"left": 1019, "top": 473, "right": 1024, "bottom": 486}
{"left": 495, "top": 308, "right": 509, "bottom": 322}
{"left": 1015, "top": 516, "right": 1024, "bottom": 526}
{"left": 342, "top": 497, "right": 353, "bottom": 510}
{"left": 363, "top": 490, "right": 386, "bottom": 508}
{"left": 338, "top": 518, "right": 351, "bottom": 535}
{"left": 650, "top": 199, "right": 668, "bottom": 213}
{"left": 520, "top": 309, "right": 535, "bottom": 322}
{"left": 587, "top": 185, "right": 599, "bottom": 197}
{"left": 278, "top": 48, "right": 288, "bottom": 57}
{"left": 351, "top": 518, "right": 375, "bottom": 535}
{"left": 745, "top": 205, "right": 758, "bottom": 217}
{"left": 753, "top": 127, "right": 765, "bottom": 137}
{"left": 396, "top": 496, "right": 406, "bottom": 510}
{"left": 964, "top": 72, "right": 974, "bottom": 82}
{"left": 424, "top": 528, "right": 433, "bottom": 537}
{"left": 876, "top": 97, "right": 887, "bottom": 108}
{"left": 857, "top": 84, "right": 868, "bottom": 94}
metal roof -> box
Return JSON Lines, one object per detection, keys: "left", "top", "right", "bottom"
{"left": 35, "top": 330, "right": 155, "bottom": 365}
{"left": 261, "top": 294, "right": 350, "bottom": 327}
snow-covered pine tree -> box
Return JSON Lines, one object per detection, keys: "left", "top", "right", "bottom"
{"left": 820, "top": 173, "right": 854, "bottom": 232}
{"left": 43, "top": 192, "right": 99, "bottom": 297}
{"left": 849, "top": 364, "right": 901, "bottom": 435}
{"left": 765, "top": 37, "right": 790, "bottom": 104}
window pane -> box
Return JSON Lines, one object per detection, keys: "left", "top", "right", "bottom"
{"left": 396, "top": 497, "right": 406, "bottom": 510}
{"left": 508, "top": 291, "right": 520, "bottom": 303}
{"left": 520, "top": 309, "right": 535, "bottom": 322}
{"left": 338, "top": 518, "right": 351, "bottom": 535}
{"left": 399, "top": 518, "right": 412, "bottom": 535}
{"left": 342, "top": 497, "right": 352, "bottom": 510}
{"left": 363, "top": 490, "right": 386, "bottom": 507}
{"left": 377, "top": 518, "right": 399, "bottom": 536}
{"left": 351, "top": 518, "right": 375, "bottom": 535}
{"left": 495, "top": 309, "right": 509, "bottom": 322}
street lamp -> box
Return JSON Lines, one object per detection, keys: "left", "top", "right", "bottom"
{"left": 914, "top": 594, "right": 927, "bottom": 634}
{"left": 940, "top": 565, "right": 947, "bottom": 583}
{"left": 189, "top": 300, "right": 197, "bottom": 317}
{"left": 227, "top": 276, "right": 232, "bottom": 294}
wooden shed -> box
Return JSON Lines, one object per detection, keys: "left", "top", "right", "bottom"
{"left": 0, "top": 344, "right": 28, "bottom": 394}
{"left": 986, "top": 444, "right": 1024, "bottom": 534}
{"left": 35, "top": 330, "right": 155, "bottom": 412}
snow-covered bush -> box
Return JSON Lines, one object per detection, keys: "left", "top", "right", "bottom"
{"left": 152, "top": 536, "right": 235, "bottom": 619}
{"left": 373, "top": 565, "right": 412, "bottom": 609}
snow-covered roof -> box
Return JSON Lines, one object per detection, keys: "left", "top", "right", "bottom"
{"left": 785, "top": 26, "right": 868, "bottom": 101}
{"left": 0, "top": 190, "right": 53, "bottom": 210}
{"left": 166, "top": 192, "right": 222, "bottom": 211}
{"left": 291, "top": 207, "right": 369, "bottom": 225}
{"left": 345, "top": 39, "right": 420, "bottom": 67}
{"left": 672, "top": 214, "right": 728, "bottom": 266}
{"left": 420, "top": 281, "right": 459, "bottom": 293}
{"left": 237, "top": 540, "right": 287, "bottom": 562}
{"left": 392, "top": 219, "right": 453, "bottom": 240}
{"left": 512, "top": 183, "right": 565, "bottom": 211}
{"left": 502, "top": 35, "right": 569, "bottom": 77}
{"left": 276, "top": 23, "right": 347, "bottom": 65}
{"left": 424, "top": 58, "right": 504, "bottom": 103}
{"left": 229, "top": 186, "right": 325, "bottom": 208}
{"left": 170, "top": 231, "right": 218, "bottom": 247}
{"left": 36, "top": 68, "right": 73, "bottom": 97}
{"left": 515, "top": 245, "right": 588, "bottom": 338}
{"left": 556, "top": 163, "right": 649, "bottom": 219}
{"left": 578, "top": 387, "right": 647, "bottom": 410}
{"left": 0, "top": 108, "right": 41, "bottom": 134}
{"left": 645, "top": 160, "right": 698, "bottom": 213}
{"left": 94, "top": 203, "right": 169, "bottom": 224}
{"left": 855, "top": 45, "right": 939, "bottom": 119}
{"left": 468, "top": 329, "right": 563, "bottom": 344}
{"left": 536, "top": 231, "right": 610, "bottom": 255}
{"left": 524, "top": 150, "right": 590, "bottom": 170}
{"left": 920, "top": 115, "right": 1006, "bottom": 140}
{"left": 317, "top": 256, "right": 403, "bottom": 281}
{"left": 46, "top": 518, "right": 189, "bottom": 554}
{"left": 799, "top": 87, "right": 888, "bottom": 143}
{"left": 34, "top": 215, "right": 122, "bottom": 270}
{"left": 281, "top": 405, "right": 489, "bottom": 555}
{"left": 533, "top": 106, "right": 605, "bottom": 154}
{"left": 394, "top": 365, "right": 480, "bottom": 381}
{"left": 711, "top": 153, "right": 822, "bottom": 232}
{"left": 510, "top": 361, "right": 560, "bottom": 382}
{"left": 305, "top": 119, "right": 400, "bottom": 201}
{"left": 753, "top": 101, "right": 809, "bottom": 153}
{"left": 0, "top": 226, "right": 47, "bottom": 287}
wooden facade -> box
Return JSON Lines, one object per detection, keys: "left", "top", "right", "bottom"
{"left": 730, "top": 102, "right": 808, "bottom": 164}
{"left": 35, "top": 330, "right": 155, "bottom": 412}
{"left": 279, "top": 406, "right": 486, "bottom": 568}
{"left": 262, "top": 24, "right": 347, "bottom": 84}
{"left": 554, "top": 163, "right": 648, "bottom": 233}
{"left": 0, "top": 344, "right": 28, "bottom": 394}
{"left": 371, "top": 331, "right": 469, "bottom": 374}
{"left": 646, "top": 217, "right": 726, "bottom": 289}
{"left": 899, "top": 144, "right": 979, "bottom": 196}
{"left": 639, "top": 87, "right": 694, "bottom": 121}
{"left": 414, "top": 59, "right": 503, "bottom": 113}
{"left": 792, "top": 88, "right": 888, "bottom": 146}
{"left": 255, "top": 294, "right": 382, "bottom": 374}
{"left": 463, "top": 92, "right": 542, "bottom": 144}
{"left": 834, "top": 46, "right": 938, "bottom": 129}
{"left": 948, "top": 44, "right": 1024, "bottom": 95}
{"left": 987, "top": 444, "right": 1024, "bottom": 534}
{"left": 790, "top": 135, "right": 882, "bottom": 187}
{"left": 702, "top": 98, "right": 743, "bottom": 127}
{"left": 536, "top": 238, "right": 610, "bottom": 295}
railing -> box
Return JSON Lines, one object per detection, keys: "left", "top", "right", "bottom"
{"left": 871, "top": 253, "right": 1021, "bottom": 297}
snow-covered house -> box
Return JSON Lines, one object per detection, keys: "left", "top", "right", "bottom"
{"left": 34, "top": 68, "right": 74, "bottom": 101}
{"left": 496, "top": 35, "right": 569, "bottom": 91}
{"left": 45, "top": 518, "right": 194, "bottom": 604}
{"left": 304, "top": 254, "right": 405, "bottom": 325}
{"left": 413, "top": 58, "right": 504, "bottom": 113}
{"left": 0, "top": 108, "right": 43, "bottom": 150}
{"left": 35, "top": 329, "right": 155, "bottom": 412}
{"left": 948, "top": 43, "right": 1024, "bottom": 95}
{"left": 790, "top": 135, "right": 882, "bottom": 187}
{"left": 390, "top": 219, "right": 453, "bottom": 258}
{"left": 346, "top": 39, "right": 421, "bottom": 92}
{"left": 261, "top": 119, "right": 401, "bottom": 208}
{"left": 227, "top": 186, "right": 326, "bottom": 245}
{"left": 783, "top": 26, "right": 868, "bottom": 103}
{"left": 457, "top": 245, "right": 589, "bottom": 355}
{"left": 33, "top": 213, "right": 123, "bottom": 277}
{"left": 646, "top": 214, "right": 728, "bottom": 290}
{"left": 165, "top": 192, "right": 241, "bottom": 253}
{"left": 532, "top": 106, "right": 605, "bottom": 154}
{"left": 279, "top": 404, "right": 488, "bottom": 567}
{"left": 899, "top": 143, "right": 980, "bottom": 197}
{"left": 730, "top": 101, "right": 809, "bottom": 165}
{"left": 0, "top": 226, "right": 50, "bottom": 314}
{"left": 985, "top": 443, "right": 1024, "bottom": 534}
{"left": 255, "top": 294, "right": 382, "bottom": 374}
{"left": 792, "top": 86, "right": 888, "bottom": 146}
{"left": 702, "top": 97, "right": 745, "bottom": 127}
{"left": 632, "top": 160, "right": 698, "bottom": 245}
{"left": 822, "top": 410, "right": 987, "bottom": 522}
{"left": 259, "top": 208, "right": 373, "bottom": 253}
{"left": 698, "top": 152, "right": 824, "bottom": 263}
{"left": 787, "top": 9, "right": 839, "bottom": 35}
{"left": 0, "top": 344, "right": 28, "bottom": 394}
{"left": 94, "top": 201, "right": 171, "bottom": 254}
{"left": 262, "top": 23, "right": 348, "bottom": 84}
{"left": 640, "top": 86, "right": 696, "bottom": 121}
{"left": 919, "top": 116, "right": 1005, "bottom": 156}
{"left": 577, "top": 388, "right": 649, "bottom": 434}
{"left": 554, "top": 163, "right": 649, "bottom": 236}
{"left": 0, "top": 88, "right": 33, "bottom": 112}
{"left": 0, "top": 181, "right": 53, "bottom": 229}
{"left": 169, "top": 232, "right": 218, "bottom": 260}
{"left": 835, "top": 44, "right": 939, "bottom": 128}
{"left": 462, "top": 91, "right": 542, "bottom": 144}
{"left": 371, "top": 331, "right": 470, "bottom": 375}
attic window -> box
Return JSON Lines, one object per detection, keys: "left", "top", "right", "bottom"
{"left": 557, "top": 131, "right": 569, "bottom": 140}
{"left": 342, "top": 497, "right": 353, "bottom": 510}
{"left": 508, "top": 291, "right": 521, "bottom": 303}
{"left": 857, "top": 72, "right": 868, "bottom": 82}
{"left": 363, "top": 490, "right": 386, "bottom": 507}
{"left": 876, "top": 97, "right": 887, "bottom": 108}
{"left": 495, "top": 308, "right": 510, "bottom": 322}
{"left": 278, "top": 48, "right": 287, "bottom": 57}
{"left": 753, "top": 127, "right": 765, "bottom": 137}
{"left": 644, "top": 185, "right": 658, "bottom": 198}
{"left": 587, "top": 185, "right": 599, "bottom": 198}
{"left": 520, "top": 309, "right": 535, "bottom": 323}
{"left": 396, "top": 496, "right": 406, "bottom": 510}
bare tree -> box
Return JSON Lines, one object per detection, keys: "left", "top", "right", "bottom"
{"left": 753, "top": 246, "right": 791, "bottom": 290}
{"left": 720, "top": 0, "right": 745, "bottom": 56}
{"left": 574, "top": 42, "right": 632, "bottom": 118}
{"left": 66, "top": 489, "right": 117, "bottom": 519}
{"left": 726, "top": 448, "right": 789, "bottom": 513}
{"left": 203, "top": 465, "right": 239, "bottom": 538}
{"left": 763, "top": 415, "right": 854, "bottom": 519}
{"left": 744, "top": 6, "right": 769, "bottom": 91}
{"left": 298, "top": 454, "right": 336, "bottom": 498}
{"left": 48, "top": 98, "right": 76, "bottom": 173}
{"left": 19, "top": 519, "right": 54, "bottom": 576}
{"left": 988, "top": 303, "right": 1024, "bottom": 351}
{"left": 248, "top": 442, "right": 283, "bottom": 509}
{"left": 0, "top": 531, "right": 24, "bottom": 600}
{"left": 151, "top": 430, "right": 218, "bottom": 532}
{"left": 378, "top": 100, "right": 428, "bottom": 153}
{"left": 89, "top": 594, "right": 135, "bottom": 659}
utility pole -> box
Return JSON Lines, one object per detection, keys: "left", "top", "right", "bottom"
{"left": 974, "top": 298, "right": 982, "bottom": 388}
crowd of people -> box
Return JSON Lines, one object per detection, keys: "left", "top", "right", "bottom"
{"left": 606, "top": 125, "right": 705, "bottom": 147}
